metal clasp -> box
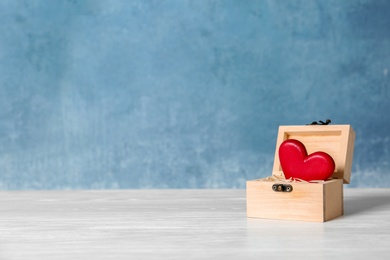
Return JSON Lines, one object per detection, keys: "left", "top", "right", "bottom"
{"left": 272, "top": 184, "right": 293, "bottom": 192}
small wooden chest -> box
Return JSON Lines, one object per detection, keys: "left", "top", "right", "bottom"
{"left": 246, "top": 124, "right": 355, "bottom": 222}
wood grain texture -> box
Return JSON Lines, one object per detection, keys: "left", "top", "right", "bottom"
{"left": 247, "top": 180, "right": 324, "bottom": 222}
{"left": 0, "top": 189, "right": 390, "bottom": 259}
{"left": 247, "top": 179, "right": 344, "bottom": 222}
{"left": 323, "top": 179, "right": 344, "bottom": 221}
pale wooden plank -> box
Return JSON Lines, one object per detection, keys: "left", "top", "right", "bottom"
{"left": 0, "top": 189, "right": 389, "bottom": 259}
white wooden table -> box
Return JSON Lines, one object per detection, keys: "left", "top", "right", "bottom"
{"left": 0, "top": 189, "right": 389, "bottom": 259}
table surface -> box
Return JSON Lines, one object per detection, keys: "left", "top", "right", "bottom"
{"left": 0, "top": 189, "right": 390, "bottom": 259}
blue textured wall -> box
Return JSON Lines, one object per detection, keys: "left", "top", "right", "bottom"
{"left": 0, "top": 0, "right": 389, "bottom": 189}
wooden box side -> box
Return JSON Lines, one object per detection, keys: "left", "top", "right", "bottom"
{"left": 272, "top": 125, "right": 355, "bottom": 184}
{"left": 247, "top": 179, "right": 344, "bottom": 222}
{"left": 324, "top": 179, "right": 344, "bottom": 221}
{"left": 340, "top": 126, "right": 356, "bottom": 184}
{"left": 247, "top": 179, "right": 323, "bottom": 222}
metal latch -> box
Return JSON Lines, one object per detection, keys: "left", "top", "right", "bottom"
{"left": 272, "top": 184, "right": 293, "bottom": 192}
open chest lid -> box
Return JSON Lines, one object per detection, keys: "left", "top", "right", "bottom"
{"left": 272, "top": 124, "right": 355, "bottom": 184}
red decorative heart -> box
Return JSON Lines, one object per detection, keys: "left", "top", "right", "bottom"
{"left": 278, "top": 139, "right": 335, "bottom": 181}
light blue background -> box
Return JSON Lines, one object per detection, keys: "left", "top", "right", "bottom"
{"left": 0, "top": 0, "right": 389, "bottom": 189}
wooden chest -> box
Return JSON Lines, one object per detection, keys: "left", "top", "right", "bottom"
{"left": 246, "top": 124, "right": 355, "bottom": 222}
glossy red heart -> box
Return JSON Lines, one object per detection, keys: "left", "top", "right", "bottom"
{"left": 278, "top": 139, "right": 335, "bottom": 181}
